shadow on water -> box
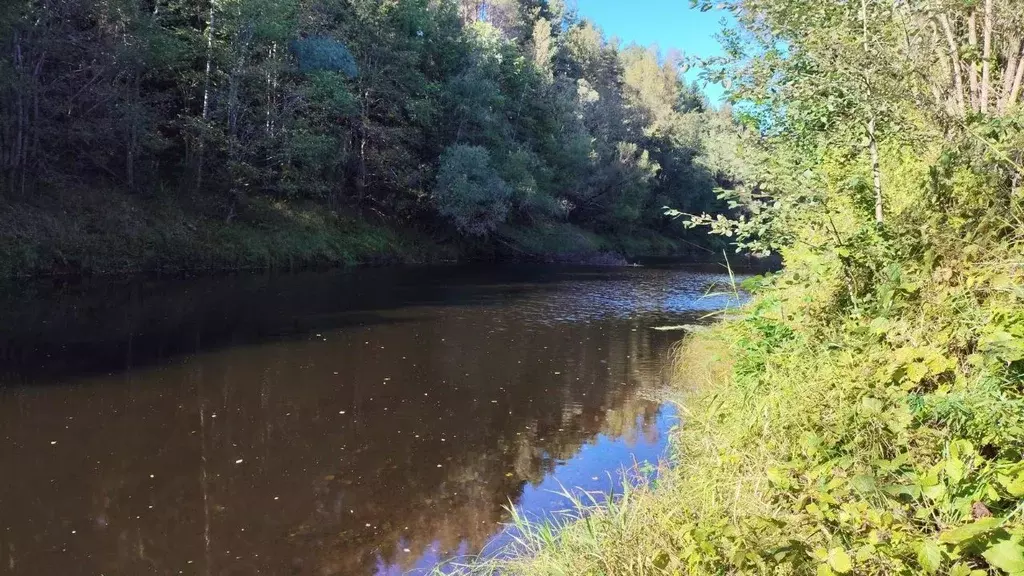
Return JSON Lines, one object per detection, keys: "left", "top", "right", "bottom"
{"left": 0, "top": 264, "right": 748, "bottom": 575}
{"left": 0, "top": 264, "right": 743, "bottom": 385}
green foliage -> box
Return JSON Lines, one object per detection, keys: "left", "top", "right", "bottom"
{"left": 0, "top": 0, "right": 735, "bottom": 266}
{"left": 434, "top": 145, "right": 512, "bottom": 236}
{"left": 290, "top": 36, "right": 358, "bottom": 76}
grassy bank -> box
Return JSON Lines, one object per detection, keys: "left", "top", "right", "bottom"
{"left": 0, "top": 190, "right": 453, "bottom": 277}
{"left": 461, "top": 231, "right": 1024, "bottom": 575}
{"left": 0, "top": 189, "right": 720, "bottom": 277}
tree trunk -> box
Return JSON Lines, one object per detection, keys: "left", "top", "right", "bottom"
{"left": 1007, "top": 48, "right": 1024, "bottom": 113}
{"left": 265, "top": 43, "right": 275, "bottom": 137}
{"left": 861, "top": 0, "right": 882, "bottom": 223}
{"left": 938, "top": 14, "right": 967, "bottom": 117}
{"left": 196, "top": 0, "right": 216, "bottom": 194}
{"left": 980, "top": 0, "right": 993, "bottom": 113}
{"left": 998, "top": 37, "right": 1022, "bottom": 113}
{"left": 355, "top": 86, "right": 369, "bottom": 203}
{"left": 968, "top": 11, "right": 981, "bottom": 112}
{"left": 868, "top": 118, "right": 883, "bottom": 223}
{"left": 127, "top": 68, "right": 139, "bottom": 191}
{"left": 13, "top": 32, "right": 24, "bottom": 196}
{"left": 29, "top": 53, "right": 43, "bottom": 176}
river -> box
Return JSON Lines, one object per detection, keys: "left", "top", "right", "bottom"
{"left": 0, "top": 264, "right": 744, "bottom": 575}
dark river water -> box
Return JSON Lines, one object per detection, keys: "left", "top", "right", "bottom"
{"left": 0, "top": 265, "right": 743, "bottom": 576}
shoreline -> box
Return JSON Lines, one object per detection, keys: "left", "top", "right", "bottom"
{"left": 456, "top": 237, "right": 1024, "bottom": 575}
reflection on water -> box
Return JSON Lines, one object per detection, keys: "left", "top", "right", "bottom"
{"left": 0, "top": 265, "right": 743, "bottom": 575}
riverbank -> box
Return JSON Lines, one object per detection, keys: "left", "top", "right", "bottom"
{"left": 0, "top": 191, "right": 725, "bottom": 278}
{"left": 463, "top": 233, "right": 1024, "bottom": 574}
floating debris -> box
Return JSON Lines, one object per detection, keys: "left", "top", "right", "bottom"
{"left": 652, "top": 324, "right": 709, "bottom": 333}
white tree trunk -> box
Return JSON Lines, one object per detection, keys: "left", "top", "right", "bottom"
{"left": 980, "top": 0, "right": 993, "bottom": 113}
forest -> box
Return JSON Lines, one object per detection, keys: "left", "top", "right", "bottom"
{"left": 0, "top": 0, "right": 741, "bottom": 276}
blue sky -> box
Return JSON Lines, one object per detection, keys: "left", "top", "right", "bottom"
{"left": 574, "top": 0, "right": 730, "bottom": 104}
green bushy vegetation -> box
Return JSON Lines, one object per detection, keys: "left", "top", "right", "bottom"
{"left": 452, "top": 0, "right": 1024, "bottom": 574}
{"left": 0, "top": 0, "right": 741, "bottom": 276}
{"left": 0, "top": 190, "right": 443, "bottom": 276}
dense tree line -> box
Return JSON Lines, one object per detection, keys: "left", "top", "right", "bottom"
{"left": 0, "top": 0, "right": 737, "bottom": 251}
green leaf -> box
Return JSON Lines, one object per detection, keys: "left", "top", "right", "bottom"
{"left": 997, "top": 471, "right": 1024, "bottom": 497}
{"left": 917, "top": 540, "right": 944, "bottom": 574}
{"left": 860, "top": 397, "right": 883, "bottom": 414}
{"left": 851, "top": 474, "right": 876, "bottom": 493}
{"left": 983, "top": 540, "right": 1024, "bottom": 574}
{"left": 767, "top": 467, "right": 790, "bottom": 488}
{"left": 945, "top": 459, "right": 966, "bottom": 484}
{"left": 978, "top": 330, "right": 1024, "bottom": 363}
{"left": 906, "top": 361, "right": 929, "bottom": 383}
{"left": 922, "top": 482, "right": 946, "bottom": 501}
{"left": 939, "top": 517, "right": 1002, "bottom": 544}
{"left": 949, "top": 562, "right": 973, "bottom": 576}
{"left": 827, "top": 548, "right": 853, "bottom": 574}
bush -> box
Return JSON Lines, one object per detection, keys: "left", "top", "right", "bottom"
{"left": 433, "top": 145, "right": 512, "bottom": 236}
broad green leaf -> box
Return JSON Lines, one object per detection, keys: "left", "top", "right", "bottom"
{"left": 906, "top": 361, "right": 929, "bottom": 383}
{"left": 827, "top": 548, "right": 852, "bottom": 574}
{"left": 950, "top": 440, "right": 975, "bottom": 461}
{"left": 917, "top": 540, "right": 943, "bottom": 574}
{"left": 945, "top": 459, "right": 965, "bottom": 484}
{"left": 939, "top": 517, "right": 1002, "bottom": 544}
{"left": 861, "top": 397, "right": 883, "bottom": 414}
{"left": 767, "top": 467, "right": 789, "bottom": 488}
{"left": 978, "top": 330, "right": 1024, "bottom": 363}
{"left": 851, "top": 474, "right": 876, "bottom": 493}
{"left": 997, "top": 471, "right": 1024, "bottom": 497}
{"left": 982, "top": 540, "right": 1024, "bottom": 573}
{"left": 922, "top": 482, "right": 946, "bottom": 501}
{"left": 949, "top": 562, "right": 973, "bottom": 576}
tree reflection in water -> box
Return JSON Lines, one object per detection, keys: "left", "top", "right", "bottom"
{"left": 0, "top": 265, "right": 743, "bottom": 575}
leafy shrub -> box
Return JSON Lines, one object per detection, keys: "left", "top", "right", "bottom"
{"left": 433, "top": 145, "right": 512, "bottom": 236}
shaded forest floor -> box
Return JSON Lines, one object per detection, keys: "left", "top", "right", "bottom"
{"left": 0, "top": 189, "right": 717, "bottom": 278}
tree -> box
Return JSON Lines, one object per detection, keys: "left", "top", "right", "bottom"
{"left": 434, "top": 144, "right": 512, "bottom": 235}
